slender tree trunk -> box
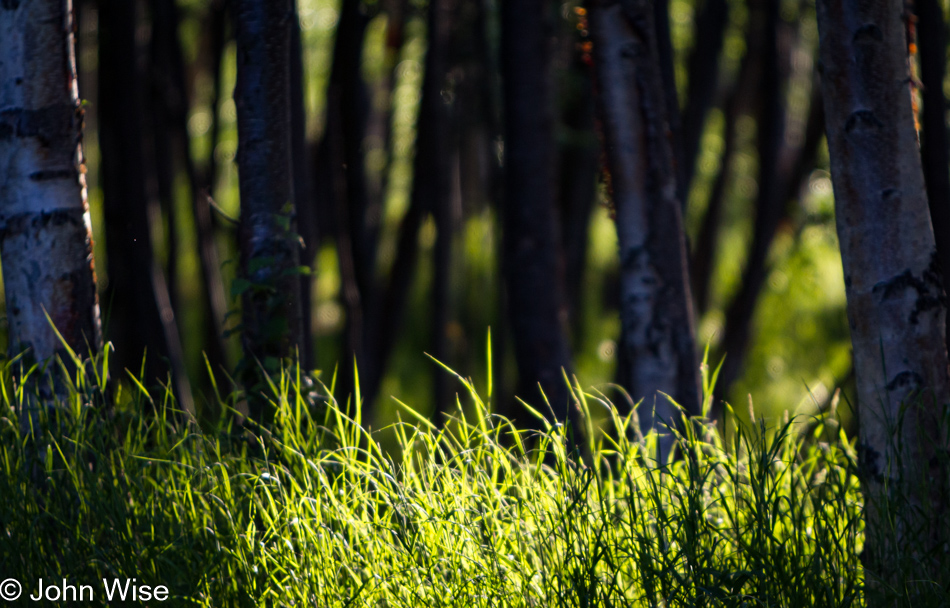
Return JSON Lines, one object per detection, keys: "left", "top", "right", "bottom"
{"left": 917, "top": 0, "right": 950, "bottom": 350}
{"left": 691, "top": 82, "right": 740, "bottom": 315}
{"left": 426, "top": 0, "right": 456, "bottom": 421}
{"left": 205, "top": 0, "right": 229, "bottom": 198}
{"left": 557, "top": 41, "right": 599, "bottom": 344}
{"left": 588, "top": 0, "right": 701, "bottom": 456}
{"left": 716, "top": 83, "right": 826, "bottom": 400}
{"left": 691, "top": 19, "right": 759, "bottom": 315}
{"left": 816, "top": 0, "right": 950, "bottom": 599}
{"left": 0, "top": 0, "right": 102, "bottom": 387}
{"left": 714, "top": 0, "right": 788, "bottom": 395}
{"left": 233, "top": 0, "right": 303, "bottom": 421}
{"left": 359, "top": 0, "right": 455, "bottom": 418}
{"left": 100, "top": 0, "right": 192, "bottom": 416}
{"left": 501, "top": 0, "right": 575, "bottom": 424}
{"left": 149, "top": 0, "right": 230, "bottom": 410}
{"left": 323, "top": 0, "right": 371, "bottom": 407}
{"left": 652, "top": 0, "right": 684, "bottom": 206}
{"left": 680, "top": 0, "right": 729, "bottom": 197}
{"left": 290, "top": 1, "right": 315, "bottom": 370}
{"left": 332, "top": 0, "right": 373, "bottom": 323}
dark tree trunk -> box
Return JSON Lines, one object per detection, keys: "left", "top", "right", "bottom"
{"left": 680, "top": 0, "right": 729, "bottom": 197}
{"left": 360, "top": 0, "right": 456, "bottom": 419}
{"left": 816, "top": 0, "right": 950, "bottom": 598}
{"left": 691, "top": 83, "right": 740, "bottom": 315}
{"left": 557, "top": 39, "right": 599, "bottom": 344}
{"left": 690, "top": 20, "right": 759, "bottom": 316}
{"left": 333, "top": 0, "right": 373, "bottom": 326}
{"left": 501, "top": 0, "right": 574, "bottom": 424}
{"left": 653, "top": 0, "right": 685, "bottom": 206}
{"left": 324, "top": 0, "right": 371, "bottom": 406}
{"left": 917, "top": 0, "right": 950, "bottom": 349}
{"left": 99, "top": 0, "right": 191, "bottom": 415}
{"left": 714, "top": 0, "right": 787, "bottom": 396}
{"left": 714, "top": 19, "right": 826, "bottom": 400}
{"left": 290, "top": 2, "right": 316, "bottom": 370}
{"left": 426, "top": 0, "right": 456, "bottom": 421}
{"left": 233, "top": 0, "right": 303, "bottom": 421}
{"left": 588, "top": 0, "right": 701, "bottom": 457}
{"left": 206, "top": 0, "right": 229, "bottom": 198}
{"left": 149, "top": 0, "right": 229, "bottom": 410}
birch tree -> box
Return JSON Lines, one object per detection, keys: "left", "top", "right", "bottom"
{"left": 587, "top": 0, "right": 701, "bottom": 456}
{"left": 0, "top": 0, "right": 102, "bottom": 382}
{"left": 816, "top": 0, "right": 950, "bottom": 598}
{"left": 233, "top": 0, "right": 303, "bottom": 421}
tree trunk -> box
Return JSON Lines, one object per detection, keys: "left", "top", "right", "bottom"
{"left": 205, "top": 0, "right": 229, "bottom": 198}
{"left": 556, "top": 37, "right": 599, "bottom": 345}
{"left": 714, "top": 0, "right": 788, "bottom": 396}
{"left": 290, "top": 1, "right": 315, "bottom": 370}
{"left": 150, "top": 0, "right": 231, "bottom": 396}
{"left": 233, "top": 0, "right": 303, "bottom": 421}
{"left": 323, "top": 0, "right": 371, "bottom": 408}
{"left": 588, "top": 0, "right": 701, "bottom": 457}
{"left": 501, "top": 0, "right": 575, "bottom": 425}
{"left": 99, "top": 0, "right": 193, "bottom": 416}
{"left": 652, "top": 0, "right": 684, "bottom": 207}
{"left": 0, "top": 0, "right": 102, "bottom": 385}
{"left": 816, "top": 0, "right": 950, "bottom": 599}
{"left": 426, "top": 0, "right": 456, "bottom": 421}
{"left": 680, "top": 0, "right": 728, "bottom": 197}
{"left": 917, "top": 0, "right": 950, "bottom": 350}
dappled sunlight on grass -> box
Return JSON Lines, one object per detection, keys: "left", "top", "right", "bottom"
{"left": 0, "top": 349, "right": 871, "bottom": 606}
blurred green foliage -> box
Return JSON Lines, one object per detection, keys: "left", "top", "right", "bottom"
{"left": 0, "top": 0, "right": 852, "bottom": 435}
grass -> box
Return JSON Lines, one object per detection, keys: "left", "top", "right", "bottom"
{"left": 0, "top": 347, "right": 874, "bottom": 606}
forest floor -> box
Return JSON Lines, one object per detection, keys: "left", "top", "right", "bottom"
{"left": 0, "top": 352, "right": 944, "bottom": 607}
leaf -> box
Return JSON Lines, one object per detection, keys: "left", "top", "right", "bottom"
{"left": 248, "top": 256, "right": 276, "bottom": 274}
{"left": 230, "top": 278, "right": 253, "bottom": 298}
{"left": 281, "top": 266, "right": 312, "bottom": 277}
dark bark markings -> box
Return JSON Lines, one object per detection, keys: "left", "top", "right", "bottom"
{"left": 589, "top": 0, "right": 701, "bottom": 450}
{"left": 816, "top": 0, "right": 950, "bottom": 594}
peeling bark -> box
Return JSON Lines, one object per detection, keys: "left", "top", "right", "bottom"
{"left": 0, "top": 0, "right": 102, "bottom": 386}
{"left": 588, "top": 0, "right": 701, "bottom": 456}
{"left": 233, "top": 0, "right": 303, "bottom": 421}
{"left": 817, "top": 0, "right": 950, "bottom": 597}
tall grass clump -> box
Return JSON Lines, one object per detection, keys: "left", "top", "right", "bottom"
{"left": 0, "top": 350, "right": 867, "bottom": 606}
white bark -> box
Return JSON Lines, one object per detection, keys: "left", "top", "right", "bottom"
{"left": 0, "top": 0, "right": 102, "bottom": 369}
{"left": 588, "top": 0, "right": 701, "bottom": 458}
{"left": 816, "top": 0, "right": 950, "bottom": 597}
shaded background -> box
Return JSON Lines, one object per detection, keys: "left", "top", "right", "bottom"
{"left": 8, "top": 0, "right": 859, "bottom": 434}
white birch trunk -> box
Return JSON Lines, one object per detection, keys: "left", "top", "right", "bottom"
{"left": 0, "top": 0, "right": 102, "bottom": 373}
{"left": 816, "top": 0, "right": 950, "bottom": 599}
{"left": 588, "top": 0, "right": 701, "bottom": 459}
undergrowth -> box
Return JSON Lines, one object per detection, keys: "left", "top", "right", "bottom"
{"left": 0, "top": 347, "right": 869, "bottom": 607}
